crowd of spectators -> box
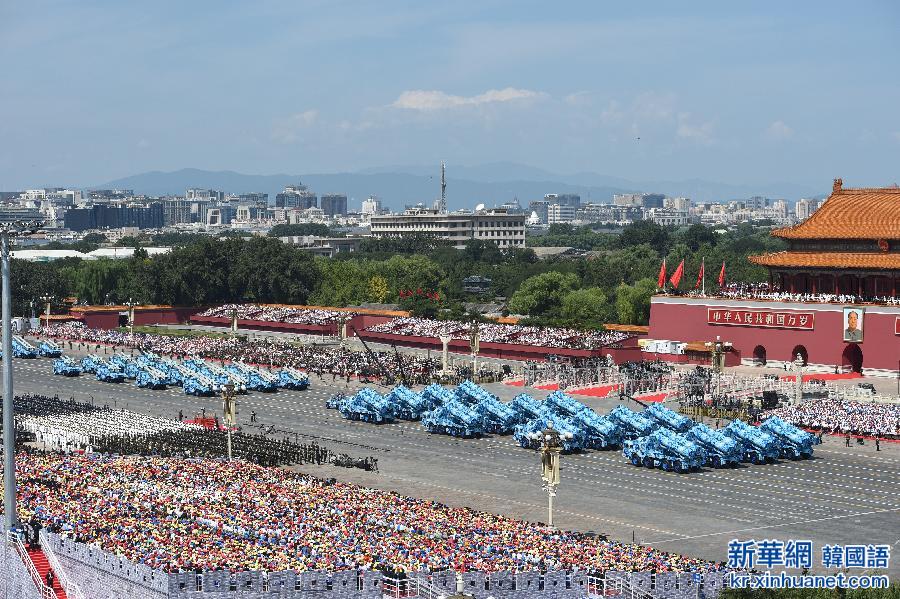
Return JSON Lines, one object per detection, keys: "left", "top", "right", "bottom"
{"left": 684, "top": 282, "right": 900, "bottom": 306}
{"left": 366, "top": 317, "right": 632, "bottom": 350}
{"left": 762, "top": 398, "right": 899, "bottom": 438}
{"left": 12, "top": 450, "right": 720, "bottom": 575}
{"left": 198, "top": 305, "right": 355, "bottom": 325}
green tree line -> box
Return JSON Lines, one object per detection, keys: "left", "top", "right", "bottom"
{"left": 12, "top": 221, "right": 784, "bottom": 327}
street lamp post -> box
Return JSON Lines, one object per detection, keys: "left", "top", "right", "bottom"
{"left": 39, "top": 295, "right": 54, "bottom": 330}
{"left": 2, "top": 219, "right": 43, "bottom": 530}
{"left": 469, "top": 320, "right": 480, "bottom": 380}
{"left": 222, "top": 382, "right": 236, "bottom": 461}
{"left": 529, "top": 422, "right": 571, "bottom": 528}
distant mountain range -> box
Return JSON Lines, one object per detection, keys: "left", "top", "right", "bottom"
{"left": 92, "top": 164, "right": 824, "bottom": 211}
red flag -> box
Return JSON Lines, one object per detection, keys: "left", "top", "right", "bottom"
{"left": 669, "top": 259, "right": 685, "bottom": 288}
{"left": 694, "top": 260, "right": 705, "bottom": 289}
{"left": 718, "top": 262, "right": 726, "bottom": 287}
{"left": 657, "top": 259, "right": 667, "bottom": 288}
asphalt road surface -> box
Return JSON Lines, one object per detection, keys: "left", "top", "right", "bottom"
{"left": 8, "top": 355, "right": 900, "bottom": 575}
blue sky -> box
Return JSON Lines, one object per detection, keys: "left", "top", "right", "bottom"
{"left": 1, "top": 1, "right": 898, "bottom": 191}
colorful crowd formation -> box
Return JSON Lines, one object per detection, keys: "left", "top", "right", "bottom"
{"left": 365, "top": 317, "right": 632, "bottom": 350}
{"left": 198, "top": 305, "right": 354, "bottom": 325}
{"left": 13, "top": 452, "right": 720, "bottom": 575}
{"left": 762, "top": 398, "right": 899, "bottom": 438}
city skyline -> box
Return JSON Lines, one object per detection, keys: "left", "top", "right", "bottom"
{"left": 2, "top": 1, "right": 898, "bottom": 191}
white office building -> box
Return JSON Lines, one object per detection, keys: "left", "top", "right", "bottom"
{"left": 370, "top": 207, "right": 526, "bottom": 248}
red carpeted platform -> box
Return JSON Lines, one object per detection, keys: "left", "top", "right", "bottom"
{"left": 26, "top": 546, "right": 68, "bottom": 599}
{"left": 534, "top": 382, "right": 559, "bottom": 391}
{"left": 635, "top": 392, "right": 668, "bottom": 403}
{"left": 570, "top": 384, "right": 621, "bottom": 398}
{"left": 780, "top": 372, "right": 863, "bottom": 382}
{"left": 503, "top": 379, "right": 525, "bottom": 387}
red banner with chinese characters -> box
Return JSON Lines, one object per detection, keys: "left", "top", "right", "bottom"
{"left": 708, "top": 308, "right": 815, "bottom": 330}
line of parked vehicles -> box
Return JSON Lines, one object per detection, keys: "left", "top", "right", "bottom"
{"left": 52, "top": 352, "right": 309, "bottom": 395}
{"left": 327, "top": 383, "right": 820, "bottom": 474}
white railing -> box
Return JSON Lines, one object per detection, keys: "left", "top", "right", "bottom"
{"left": 40, "top": 531, "right": 86, "bottom": 599}
{"left": 586, "top": 575, "right": 663, "bottom": 599}
{"left": 6, "top": 530, "right": 58, "bottom": 599}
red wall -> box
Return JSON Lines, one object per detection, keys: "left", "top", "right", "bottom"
{"left": 649, "top": 296, "right": 900, "bottom": 372}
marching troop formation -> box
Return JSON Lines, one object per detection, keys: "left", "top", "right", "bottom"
{"left": 10, "top": 450, "right": 720, "bottom": 575}
{"left": 11, "top": 394, "right": 371, "bottom": 468}
{"left": 762, "top": 398, "right": 900, "bottom": 438}
{"left": 365, "top": 317, "right": 633, "bottom": 350}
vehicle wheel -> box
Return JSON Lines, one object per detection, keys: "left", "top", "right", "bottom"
{"left": 710, "top": 456, "right": 721, "bottom": 468}
{"left": 643, "top": 457, "right": 654, "bottom": 468}
{"left": 630, "top": 454, "right": 641, "bottom": 466}
{"left": 751, "top": 454, "right": 763, "bottom": 465}
{"left": 662, "top": 460, "right": 671, "bottom": 471}
{"left": 673, "top": 460, "right": 683, "bottom": 473}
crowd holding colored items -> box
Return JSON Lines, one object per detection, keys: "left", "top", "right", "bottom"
{"left": 198, "top": 305, "right": 355, "bottom": 324}
{"left": 12, "top": 451, "right": 720, "bottom": 575}
{"left": 365, "top": 317, "right": 632, "bottom": 350}
{"left": 762, "top": 398, "right": 899, "bottom": 438}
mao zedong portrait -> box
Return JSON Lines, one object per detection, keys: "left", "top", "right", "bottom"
{"left": 843, "top": 309, "right": 863, "bottom": 342}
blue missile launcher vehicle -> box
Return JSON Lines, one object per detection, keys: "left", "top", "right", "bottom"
{"left": 184, "top": 359, "right": 247, "bottom": 394}
{"left": 543, "top": 391, "right": 623, "bottom": 449}
{"left": 162, "top": 359, "right": 219, "bottom": 395}
{"left": 608, "top": 406, "right": 659, "bottom": 439}
{"left": 37, "top": 340, "right": 63, "bottom": 358}
{"left": 12, "top": 336, "right": 38, "bottom": 358}
{"left": 643, "top": 404, "right": 694, "bottom": 433}
{"left": 454, "top": 380, "right": 497, "bottom": 406}
{"left": 52, "top": 356, "right": 82, "bottom": 376}
{"left": 80, "top": 354, "right": 105, "bottom": 374}
{"left": 474, "top": 395, "right": 518, "bottom": 434}
{"left": 624, "top": 427, "right": 707, "bottom": 473}
{"left": 760, "top": 416, "right": 820, "bottom": 459}
{"left": 421, "top": 399, "right": 484, "bottom": 437}
{"left": 723, "top": 419, "right": 781, "bottom": 464}
{"left": 509, "top": 393, "right": 548, "bottom": 424}
{"left": 420, "top": 384, "right": 453, "bottom": 410}
{"left": 385, "top": 385, "right": 428, "bottom": 420}
{"left": 326, "top": 392, "right": 347, "bottom": 410}
{"left": 683, "top": 423, "right": 743, "bottom": 468}
{"left": 135, "top": 365, "right": 170, "bottom": 389}
{"left": 338, "top": 388, "right": 395, "bottom": 423}
{"left": 95, "top": 362, "right": 126, "bottom": 383}
{"left": 225, "top": 362, "right": 279, "bottom": 392}
{"left": 277, "top": 367, "right": 310, "bottom": 390}
{"left": 514, "top": 416, "right": 586, "bottom": 452}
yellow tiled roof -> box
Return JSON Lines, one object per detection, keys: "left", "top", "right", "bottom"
{"left": 772, "top": 182, "right": 900, "bottom": 240}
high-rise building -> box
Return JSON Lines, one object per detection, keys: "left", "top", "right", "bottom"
{"left": 547, "top": 202, "right": 576, "bottom": 224}
{"left": 185, "top": 189, "right": 225, "bottom": 202}
{"left": 370, "top": 207, "right": 525, "bottom": 248}
{"left": 528, "top": 200, "right": 549, "bottom": 224}
{"left": 320, "top": 193, "right": 348, "bottom": 216}
{"left": 361, "top": 196, "right": 383, "bottom": 215}
{"left": 275, "top": 185, "right": 317, "bottom": 209}
{"left": 64, "top": 202, "right": 164, "bottom": 231}
{"left": 794, "top": 198, "right": 818, "bottom": 222}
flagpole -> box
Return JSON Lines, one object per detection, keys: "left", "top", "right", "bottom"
{"left": 702, "top": 257, "right": 705, "bottom": 296}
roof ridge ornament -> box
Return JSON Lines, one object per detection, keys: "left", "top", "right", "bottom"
{"left": 833, "top": 178, "right": 843, "bottom": 192}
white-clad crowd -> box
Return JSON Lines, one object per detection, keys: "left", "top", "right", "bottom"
{"left": 16, "top": 394, "right": 200, "bottom": 452}
{"left": 365, "top": 317, "right": 632, "bottom": 350}
{"left": 762, "top": 398, "right": 899, "bottom": 438}
{"left": 199, "top": 304, "right": 354, "bottom": 325}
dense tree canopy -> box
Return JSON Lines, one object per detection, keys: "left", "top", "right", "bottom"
{"left": 12, "top": 222, "right": 784, "bottom": 326}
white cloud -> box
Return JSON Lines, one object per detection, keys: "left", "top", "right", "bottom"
{"left": 676, "top": 113, "right": 715, "bottom": 144}
{"left": 391, "top": 87, "right": 542, "bottom": 111}
{"left": 271, "top": 110, "right": 319, "bottom": 143}
{"left": 765, "top": 120, "right": 794, "bottom": 141}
